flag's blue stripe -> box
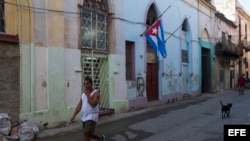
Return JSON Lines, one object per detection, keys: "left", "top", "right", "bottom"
{"left": 158, "top": 21, "right": 167, "bottom": 58}
{"left": 145, "top": 34, "right": 158, "bottom": 54}
{"left": 145, "top": 19, "right": 167, "bottom": 59}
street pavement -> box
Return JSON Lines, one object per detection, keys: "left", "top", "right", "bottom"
{"left": 35, "top": 89, "right": 250, "bottom": 141}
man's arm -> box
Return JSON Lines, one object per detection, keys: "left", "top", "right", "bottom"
{"left": 70, "top": 99, "right": 82, "bottom": 123}
{"left": 87, "top": 91, "right": 100, "bottom": 107}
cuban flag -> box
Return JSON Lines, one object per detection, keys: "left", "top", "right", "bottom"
{"left": 145, "top": 19, "right": 167, "bottom": 58}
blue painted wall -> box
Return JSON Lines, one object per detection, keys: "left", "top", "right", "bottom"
{"left": 122, "top": 0, "right": 201, "bottom": 106}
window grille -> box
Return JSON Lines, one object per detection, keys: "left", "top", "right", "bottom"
{"left": 80, "top": 9, "right": 108, "bottom": 51}
{"left": 81, "top": 52, "right": 109, "bottom": 108}
{"left": 82, "top": 55, "right": 103, "bottom": 90}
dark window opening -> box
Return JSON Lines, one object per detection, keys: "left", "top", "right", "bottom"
{"left": 0, "top": 0, "right": 4, "bottom": 32}
{"left": 83, "top": 0, "right": 108, "bottom": 14}
{"left": 126, "top": 41, "right": 135, "bottom": 80}
{"left": 222, "top": 32, "right": 226, "bottom": 43}
{"left": 146, "top": 5, "right": 157, "bottom": 26}
{"left": 182, "top": 49, "right": 188, "bottom": 63}
{"left": 182, "top": 19, "right": 188, "bottom": 31}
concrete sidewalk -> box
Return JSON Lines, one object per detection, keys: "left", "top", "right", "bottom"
{"left": 36, "top": 92, "right": 218, "bottom": 139}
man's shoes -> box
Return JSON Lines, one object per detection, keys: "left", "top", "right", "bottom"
{"left": 101, "top": 135, "right": 106, "bottom": 141}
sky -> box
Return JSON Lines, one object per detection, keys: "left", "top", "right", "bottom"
{"left": 238, "top": 0, "right": 250, "bottom": 13}
{"left": 214, "top": 0, "right": 250, "bottom": 13}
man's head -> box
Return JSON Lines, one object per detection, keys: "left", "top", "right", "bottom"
{"left": 84, "top": 77, "right": 93, "bottom": 91}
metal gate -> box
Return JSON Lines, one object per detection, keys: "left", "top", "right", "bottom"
{"left": 81, "top": 51, "right": 110, "bottom": 109}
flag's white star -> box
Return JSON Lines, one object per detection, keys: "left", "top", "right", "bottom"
{"left": 152, "top": 27, "right": 158, "bottom": 34}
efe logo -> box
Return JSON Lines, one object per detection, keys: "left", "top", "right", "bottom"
{"left": 224, "top": 125, "right": 250, "bottom": 141}
{"left": 228, "top": 129, "right": 246, "bottom": 136}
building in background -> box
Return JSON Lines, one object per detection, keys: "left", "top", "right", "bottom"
{"left": 215, "top": 0, "right": 250, "bottom": 79}
{"left": 213, "top": 12, "right": 241, "bottom": 92}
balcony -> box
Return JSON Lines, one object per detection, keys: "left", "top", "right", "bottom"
{"left": 215, "top": 41, "right": 243, "bottom": 59}
{"left": 240, "top": 38, "right": 250, "bottom": 52}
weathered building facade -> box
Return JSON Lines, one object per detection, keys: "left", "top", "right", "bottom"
{"left": 125, "top": 0, "right": 207, "bottom": 111}
{"left": 214, "top": 12, "right": 240, "bottom": 92}
{"left": 236, "top": 2, "right": 250, "bottom": 78}
{"left": 1, "top": 0, "right": 126, "bottom": 128}
{"left": 215, "top": 0, "right": 249, "bottom": 81}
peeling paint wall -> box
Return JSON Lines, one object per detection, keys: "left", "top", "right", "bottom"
{"left": 35, "top": 47, "right": 48, "bottom": 111}
{"left": 109, "top": 54, "right": 128, "bottom": 113}
{"left": 16, "top": 0, "right": 82, "bottom": 128}
{"left": 124, "top": 0, "right": 201, "bottom": 109}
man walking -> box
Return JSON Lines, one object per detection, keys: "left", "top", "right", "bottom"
{"left": 238, "top": 74, "right": 246, "bottom": 95}
{"left": 70, "top": 77, "right": 105, "bottom": 141}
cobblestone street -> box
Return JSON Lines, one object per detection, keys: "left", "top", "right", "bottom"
{"left": 36, "top": 90, "right": 250, "bottom": 141}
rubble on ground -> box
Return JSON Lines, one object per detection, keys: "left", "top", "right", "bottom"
{"left": 0, "top": 113, "right": 39, "bottom": 141}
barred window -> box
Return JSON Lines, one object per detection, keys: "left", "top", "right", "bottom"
{"left": 80, "top": 9, "right": 108, "bottom": 51}
{"left": 0, "top": 0, "right": 4, "bottom": 32}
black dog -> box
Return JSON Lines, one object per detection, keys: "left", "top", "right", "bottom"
{"left": 220, "top": 100, "right": 232, "bottom": 119}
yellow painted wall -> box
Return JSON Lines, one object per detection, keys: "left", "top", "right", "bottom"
{"left": 5, "top": 0, "right": 34, "bottom": 44}
{"left": 5, "top": 0, "right": 65, "bottom": 45}
{"left": 5, "top": 0, "right": 18, "bottom": 35}
{"left": 47, "top": 0, "right": 64, "bottom": 47}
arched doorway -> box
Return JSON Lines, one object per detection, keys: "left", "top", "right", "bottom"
{"left": 200, "top": 29, "right": 212, "bottom": 93}
{"left": 146, "top": 4, "right": 159, "bottom": 101}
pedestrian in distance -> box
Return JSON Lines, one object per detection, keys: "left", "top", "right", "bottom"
{"left": 70, "top": 77, "right": 105, "bottom": 141}
{"left": 237, "top": 74, "right": 246, "bottom": 95}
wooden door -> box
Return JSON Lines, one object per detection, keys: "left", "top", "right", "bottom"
{"left": 146, "top": 63, "right": 159, "bottom": 101}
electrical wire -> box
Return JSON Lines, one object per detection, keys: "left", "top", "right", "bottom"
{"left": 1, "top": 1, "right": 249, "bottom": 43}
{"left": 3, "top": 1, "right": 79, "bottom": 14}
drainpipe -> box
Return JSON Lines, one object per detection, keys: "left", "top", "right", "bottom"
{"left": 197, "top": 0, "right": 202, "bottom": 93}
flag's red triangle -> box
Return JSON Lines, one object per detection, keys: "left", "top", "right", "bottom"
{"left": 145, "top": 19, "right": 161, "bottom": 36}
